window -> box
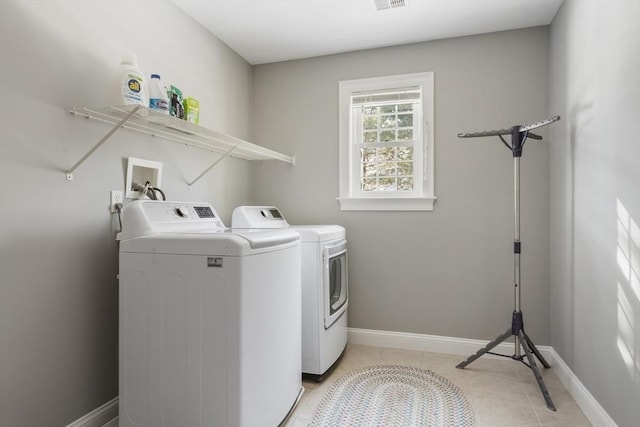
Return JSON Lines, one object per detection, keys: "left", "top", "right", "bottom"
{"left": 338, "top": 72, "right": 435, "bottom": 211}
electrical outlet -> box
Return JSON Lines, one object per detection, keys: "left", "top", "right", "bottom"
{"left": 110, "top": 190, "right": 124, "bottom": 213}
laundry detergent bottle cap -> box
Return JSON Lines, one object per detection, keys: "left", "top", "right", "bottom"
{"left": 148, "top": 73, "right": 169, "bottom": 114}
{"left": 116, "top": 52, "right": 148, "bottom": 107}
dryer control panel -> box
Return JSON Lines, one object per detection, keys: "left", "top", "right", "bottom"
{"left": 232, "top": 206, "right": 290, "bottom": 229}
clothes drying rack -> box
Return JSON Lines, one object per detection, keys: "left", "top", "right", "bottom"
{"left": 456, "top": 115, "right": 561, "bottom": 411}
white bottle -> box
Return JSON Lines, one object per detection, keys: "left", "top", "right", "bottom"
{"left": 118, "top": 53, "right": 148, "bottom": 106}
{"left": 148, "top": 74, "right": 169, "bottom": 114}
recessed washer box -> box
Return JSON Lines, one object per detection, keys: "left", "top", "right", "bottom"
{"left": 125, "top": 157, "right": 163, "bottom": 199}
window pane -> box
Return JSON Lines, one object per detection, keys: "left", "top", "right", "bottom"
{"left": 363, "top": 106, "right": 378, "bottom": 115}
{"left": 363, "top": 163, "right": 377, "bottom": 177}
{"left": 398, "top": 177, "right": 413, "bottom": 190}
{"left": 380, "top": 130, "right": 395, "bottom": 142}
{"left": 397, "top": 147, "right": 413, "bottom": 160}
{"left": 378, "top": 147, "right": 394, "bottom": 161}
{"left": 398, "top": 103, "right": 413, "bottom": 112}
{"left": 361, "top": 148, "right": 376, "bottom": 162}
{"left": 363, "top": 116, "right": 378, "bottom": 130}
{"left": 398, "top": 114, "right": 413, "bottom": 127}
{"left": 363, "top": 131, "right": 377, "bottom": 143}
{"left": 397, "top": 162, "right": 413, "bottom": 176}
{"left": 397, "top": 129, "right": 413, "bottom": 141}
{"left": 378, "top": 177, "right": 396, "bottom": 190}
{"left": 362, "top": 177, "right": 377, "bottom": 191}
{"left": 380, "top": 115, "right": 396, "bottom": 129}
{"left": 378, "top": 161, "right": 396, "bottom": 176}
{"left": 380, "top": 105, "right": 396, "bottom": 114}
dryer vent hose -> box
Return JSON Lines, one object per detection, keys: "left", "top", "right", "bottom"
{"left": 132, "top": 181, "right": 166, "bottom": 201}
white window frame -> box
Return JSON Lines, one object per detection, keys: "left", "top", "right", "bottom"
{"left": 338, "top": 72, "right": 435, "bottom": 211}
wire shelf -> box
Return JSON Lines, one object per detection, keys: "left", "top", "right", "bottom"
{"left": 67, "top": 104, "right": 295, "bottom": 183}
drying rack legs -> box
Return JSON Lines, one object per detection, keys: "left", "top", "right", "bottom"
{"left": 456, "top": 311, "right": 556, "bottom": 411}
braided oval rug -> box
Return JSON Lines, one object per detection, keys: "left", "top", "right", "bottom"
{"left": 309, "top": 365, "right": 475, "bottom": 427}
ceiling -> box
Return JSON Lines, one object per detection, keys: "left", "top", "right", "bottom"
{"left": 171, "top": 0, "right": 563, "bottom": 65}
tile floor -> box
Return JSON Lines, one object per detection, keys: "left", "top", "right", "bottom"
{"left": 284, "top": 344, "right": 592, "bottom": 427}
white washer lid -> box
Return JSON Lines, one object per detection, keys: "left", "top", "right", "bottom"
{"left": 119, "top": 228, "right": 300, "bottom": 256}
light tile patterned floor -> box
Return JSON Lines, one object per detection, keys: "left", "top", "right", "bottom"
{"left": 285, "top": 344, "right": 592, "bottom": 427}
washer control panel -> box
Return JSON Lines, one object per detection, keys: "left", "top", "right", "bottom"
{"left": 120, "top": 200, "right": 226, "bottom": 239}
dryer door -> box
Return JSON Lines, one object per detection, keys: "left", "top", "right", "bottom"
{"left": 323, "top": 239, "right": 348, "bottom": 329}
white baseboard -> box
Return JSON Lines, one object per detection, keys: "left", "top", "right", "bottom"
{"left": 65, "top": 397, "right": 118, "bottom": 427}
{"left": 547, "top": 348, "right": 618, "bottom": 427}
{"left": 347, "top": 327, "right": 555, "bottom": 360}
{"left": 348, "top": 327, "right": 617, "bottom": 427}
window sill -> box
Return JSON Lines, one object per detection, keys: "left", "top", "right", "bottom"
{"left": 337, "top": 196, "right": 436, "bottom": 211}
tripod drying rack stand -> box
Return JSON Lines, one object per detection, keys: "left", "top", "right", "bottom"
{"left": 456, "top": 115, "right": 561, "bottom": 411}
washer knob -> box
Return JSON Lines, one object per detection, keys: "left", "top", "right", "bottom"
{"left": 175, "top": 206, "right": 189, "bottom": 218}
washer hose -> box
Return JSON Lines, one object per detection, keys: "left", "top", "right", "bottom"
{"left": 131, "top": 181, "right": 166, "bottom": 200}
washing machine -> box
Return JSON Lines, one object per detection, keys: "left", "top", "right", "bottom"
{"left": 118, "top": 200, "right": 302, "bottom": 427}
{"left": 232, "top": 206, "right": 348, "bottom": 380}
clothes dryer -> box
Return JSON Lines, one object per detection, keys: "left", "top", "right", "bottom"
{"left": 232, "top": 206, "right": 348, "bottom": 380}
{"left": 118, "top": 200, "right": 302, "bottom": 427}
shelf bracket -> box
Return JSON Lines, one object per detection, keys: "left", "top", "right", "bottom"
{"left": 187, "top": 143, "right": 241, "bottom": 188}
{"left": 66, "top": 105, "right": 141, "bottom": 181}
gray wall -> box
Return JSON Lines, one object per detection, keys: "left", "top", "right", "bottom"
{"left": 549, "top": 1, "right": 640, "bottom": 426}
{"left": 0, "top": 1, "right": 254, "bottom": 425}
{"left": 252, "top": 27, "right": 551, "bottom": 342}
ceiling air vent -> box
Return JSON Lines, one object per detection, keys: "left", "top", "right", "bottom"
{"left": 373, "top": 0, "right": 406, "bottom": 11}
